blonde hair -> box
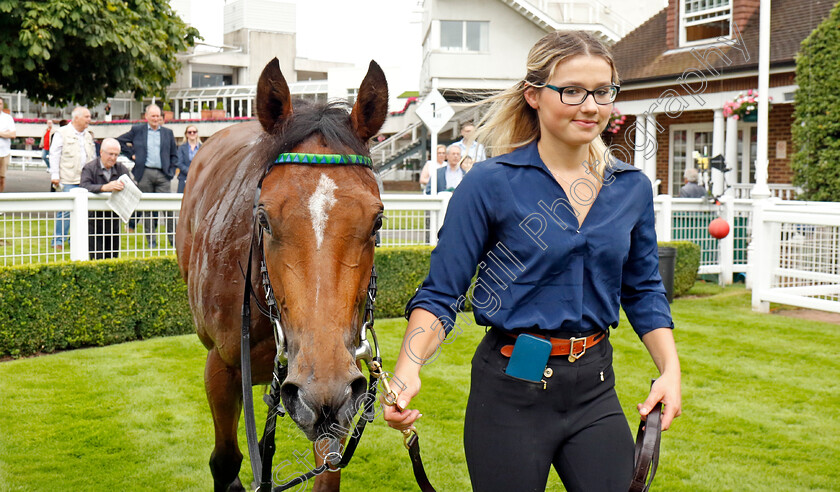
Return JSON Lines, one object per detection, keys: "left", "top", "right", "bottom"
{"left": 474, "top": 31, "right": 620, "bottom": 176}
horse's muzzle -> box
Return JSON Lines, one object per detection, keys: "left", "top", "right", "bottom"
{"left": 280, "top": 374, "right": 368, "bottom": 441}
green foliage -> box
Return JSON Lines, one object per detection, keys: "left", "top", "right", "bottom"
{"left": 162, "top": 101, "right": 171, "bottom": 111}
{"left": 0, "top": 0, "right": 200, "bottom": 106}
{"left": 791, "top": 3, "right": 840, "bottom": 201}
{"left": 659, "top": 241, "right": 700, "bottom": 297}
{"left": 374, "top": 246, "right": 432, "bottom": 319}
{"left": 215, "top": 101, "right": 224, "bottom": 110}
{"left": 0, "top": 256, "right": 192, "bottom": 357}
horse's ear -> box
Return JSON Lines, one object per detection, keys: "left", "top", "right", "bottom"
{"left": 350, "top": 61, "right": 389, "bottom": 142}
{"left": 256, "top": 58, "right": 293, "bottom": 133}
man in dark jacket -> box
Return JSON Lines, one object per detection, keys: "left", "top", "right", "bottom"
{"left": 80, "top": 138, "right": 130, "bottom": 260}
{"left": 116, "top": 104, "right": 178, "bottom": 248}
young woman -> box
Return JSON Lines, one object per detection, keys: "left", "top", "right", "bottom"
{"left": 176, "top": 125, "right": 201, "bottom": 193}
{"left": 383, "top": 31, "right": 682, "bottom": 491}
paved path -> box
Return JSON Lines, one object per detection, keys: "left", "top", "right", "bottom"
{"left": 3, "top": 169, "right": 52, "bottom": 193}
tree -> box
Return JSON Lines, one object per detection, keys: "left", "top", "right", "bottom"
{"left": 0, "top": 0, "right": 200, "bottom": 107}
{"left": 791, "top": 2, "right": 840, "bottom": 201}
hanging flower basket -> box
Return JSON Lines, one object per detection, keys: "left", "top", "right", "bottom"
{"left": 723, "top": 90, "right": 772, "bottom": 121}
{"left": 605, "top": 108, "right": 626, "bottom": 134}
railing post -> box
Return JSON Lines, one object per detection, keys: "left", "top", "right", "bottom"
{"left": 750, "top": 197, "right": 771, "bottom": 313}
{"left": 719, "top": 195, "right": 735, "bottom": 285}
{"left": 655, "top": 194, "right": 672, "bottom": 242}
{"left": 69, "top": 187, "right": 89, "bottom": 261}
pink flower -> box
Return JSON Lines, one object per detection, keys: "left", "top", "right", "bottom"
{"left": 733, "top": 115, "right": 740, "bottom": 121}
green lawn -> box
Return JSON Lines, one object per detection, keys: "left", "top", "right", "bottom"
{"left": 0, "top": 285, "right": 838, "bottom": 491}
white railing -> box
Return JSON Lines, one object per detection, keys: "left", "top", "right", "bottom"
{"left": 9, "top": 149, "right": 46, "bottom": 170}
{"left": 731, "top": 183, "right": 800, "bottom": 200}
{"left": 653, "top": 195, "right": 752, "bottom": 282}
{"left": 751, "top": 199, "right": 840, "bottom": 314}
{"left": 0, "top": 191, "right": 451, "bottom": 265}
{"left": 371, "top": 121, "right": 423, "bottom": 168}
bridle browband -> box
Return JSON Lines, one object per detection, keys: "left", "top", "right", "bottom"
{"left": 240, "top": 151, "right": 383, "bottom": 492}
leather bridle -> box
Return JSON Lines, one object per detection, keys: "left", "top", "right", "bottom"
{"left": 239, "top": 153, "right": 384, "bottom": 492}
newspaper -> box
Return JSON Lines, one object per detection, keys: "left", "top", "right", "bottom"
{"left": 106, "top": 174, "right": 143, "bottom": 223}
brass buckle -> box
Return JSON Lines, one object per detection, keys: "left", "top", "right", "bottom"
{"left": 402, "top": 428, "right": 417, "bottom": 450}
{"left": 567, "top": 336, "right": 587, "bottom": 363}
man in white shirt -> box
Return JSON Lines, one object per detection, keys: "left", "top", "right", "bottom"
{"left": 455, "top": 122, "right": 486, "bottom": 163}
{"left": 0, "top": 98, "right": 16, "bottom": 193}
{"left": 49, "top": 107, "right": 94, "bottom": 249}
{"left": 419, "top": 144, "right": 446, "bottom": 189}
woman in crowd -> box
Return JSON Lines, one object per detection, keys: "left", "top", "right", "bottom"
{"left": 176, "top": 125, "right": 201, "bottom": 193}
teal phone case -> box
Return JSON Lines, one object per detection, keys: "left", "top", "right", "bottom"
{"left": 505, "top": 334, "right": 552, "bottom": 382}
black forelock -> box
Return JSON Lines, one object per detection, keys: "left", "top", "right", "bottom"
{"left": 259, "top": 99, "right": 371, "bottom": 173}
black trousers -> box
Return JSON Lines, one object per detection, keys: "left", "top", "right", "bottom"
{"left": 464, "top": 328, "right": 634, "bottom": 492}
{"left": 88, "top": 211, "right": 120, "bottom": 260}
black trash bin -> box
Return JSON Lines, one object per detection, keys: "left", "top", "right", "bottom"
{"left": 658, "top": 246, "right": 677, "bottom": 304}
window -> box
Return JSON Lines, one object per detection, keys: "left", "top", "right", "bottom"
{"left": 669, "top": 126, "right": 712, "bottom": 196}
{"left": 681, "top": 0, "right": 731, "bottom": 45}
{"left": 192, "top": 72, "right": 233, "bottom": 88}
{"left": 440, "top": 21, "right": 488, "bottom": 52}
{"left": 347, "top": 88, "right": 358, "bottom": 106}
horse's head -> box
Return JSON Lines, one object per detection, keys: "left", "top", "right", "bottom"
{"left": 254, "top": 58, "right": 387, "bottom": 441}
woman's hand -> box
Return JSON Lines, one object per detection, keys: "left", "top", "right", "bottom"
{"left": 639, "top": 327, "right": 682, "bottom": 431}
{"left": 381, "top": 308, "right": 446, "bottom": 433}
{"left": 381, "top": 370, "right": 422, "bottom": 432}
{"left": 637, "top": 369, "right": 681, "bottom": 430}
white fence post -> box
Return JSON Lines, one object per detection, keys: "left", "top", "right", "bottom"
{"left": 719, "top": 195, "right": 735, "bottom": 285}
{"left": 655, "top": 194, "right": 672, "bottom": 242}
{"left": 69, "top": 187, "right": 89, "bottom": 261}
{"left": 750, "top": 198, "right": 772, "bottom": 313}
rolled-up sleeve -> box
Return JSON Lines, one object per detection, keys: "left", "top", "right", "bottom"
{"left": 620, "top": 184, "right": 674, "bottom": 338}
{"left": 406, "top": 169, "right": 494, "bottom": 332}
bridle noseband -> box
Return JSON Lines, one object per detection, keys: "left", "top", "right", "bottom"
{"left": 241, "top": 152, "right": 383, "bottom": 492}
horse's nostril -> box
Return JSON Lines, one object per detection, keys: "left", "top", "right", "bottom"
{"left": 280, "top": 382, "right": 300, "bottom": 410}
{"left": 349, "top": 376, "right": 369, "bottom": 413}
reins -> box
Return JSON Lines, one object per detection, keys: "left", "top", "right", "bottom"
{"left": 239, "top": 153, "right": 387, "bottom": 492}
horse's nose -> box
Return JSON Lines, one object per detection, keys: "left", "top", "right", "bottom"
{"left": 280, "top": 375, "right": 368, "bottom": 439}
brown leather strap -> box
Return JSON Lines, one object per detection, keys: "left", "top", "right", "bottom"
{"left": 629, "top": 389, "right": 662, "bottom": 492}
{"left": 406, "top": 432, "right": 436, "bottom": 492}
{"left": 500, "top": 331, "right": 605, "bottom": 358}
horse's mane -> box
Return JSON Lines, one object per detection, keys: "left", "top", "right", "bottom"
{"left": 257, "top": 99, "right": 371, "bottom": 173}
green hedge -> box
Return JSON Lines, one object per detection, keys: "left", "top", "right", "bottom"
{"left": 0, "top": 257, "right": 192, "bottom": 357}
{"left": 374, "top": 246, "right": 433, "bottom": 319}
{"left": 659, "top": 241, "right": 701, "bottom": 297}
{"left": 0, "top": 243, "right": 699, "bottom": 357}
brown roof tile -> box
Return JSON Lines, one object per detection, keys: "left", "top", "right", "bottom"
{"left": 612, "top": 0, "right": 836, "bottom": 84}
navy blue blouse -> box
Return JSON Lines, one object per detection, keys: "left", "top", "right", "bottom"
{"left": 405, "top": 141, "right": 673, "bottom": 339}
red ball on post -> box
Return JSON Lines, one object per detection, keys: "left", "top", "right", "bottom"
{"left": 709, "top": 217, "right": 730, "bottom": 239}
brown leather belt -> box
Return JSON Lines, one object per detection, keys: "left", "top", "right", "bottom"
{"left": 500, "top": 331, "right": 606, "bottom": 362}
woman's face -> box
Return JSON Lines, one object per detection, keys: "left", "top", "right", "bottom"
{"left": 524, "top": 55, "right": 614, "bottom": 150}
{"left": 186, "top": 127, "right": 198, "bottom": 140}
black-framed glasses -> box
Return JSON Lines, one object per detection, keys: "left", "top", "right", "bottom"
{"left": 543, "top": 84, "right": 620, "bottom": 105}
{"left": 186, "top": 130, "right": 197, "bottom": 134}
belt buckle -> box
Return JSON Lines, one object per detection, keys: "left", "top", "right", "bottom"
{"left": 567, "top": 336, "right": 586, "bottom": 363}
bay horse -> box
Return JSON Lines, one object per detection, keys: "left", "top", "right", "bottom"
{"left": 176, "top": 58, "right": 388, "bottom": 491}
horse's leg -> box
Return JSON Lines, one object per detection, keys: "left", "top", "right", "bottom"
{"left": 205, "top": 348, "right": 246, "bottom": 492}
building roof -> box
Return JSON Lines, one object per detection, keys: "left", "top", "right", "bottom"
{"left": 612, "top": 0, "right": 835, "bottom": 84}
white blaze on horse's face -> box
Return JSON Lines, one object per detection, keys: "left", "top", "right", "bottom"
{"left": 308, "top": 173, "right": 338, "bottom": 250}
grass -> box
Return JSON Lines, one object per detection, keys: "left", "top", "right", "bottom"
{"left": 0, "top": 285, "right": 838, "bottom": 491}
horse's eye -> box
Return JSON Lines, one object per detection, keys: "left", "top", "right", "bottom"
{"left": 257, "top": 208, "right": 272, "bottom": 235}
{"left": 371, "top": 214, "right": 384, "bottom": 237}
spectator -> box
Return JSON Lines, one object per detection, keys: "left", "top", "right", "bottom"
{"left": 0, "top": 98, "right": 16, "bottom": 193}
{"left": 40, "top": 120, "right": 53, "bottom": 168}
{"left": 117, "top": 104, "right": 178, "bottom": 248}
{"left": 419, "top": 144, "right": 446, "bottom": 188}
{"left": 679, "top": 167, "right": 706, "bottom": 198}
{"left": 425, "top": 144, "right": 463, "bottom": 194}
{"left": 460, "top": 155, "right": 475, "bottom": 173}
{"left": 79, "top": 138, "right": 130, "bottom": 259}
{"left": 49, "top": 106, "right": 94, "bottom": 249}
{"left": 176, "top": 125, "right": 201, "bottom": 193}
{"left": 455, "top": 122, "right": 487, "bottom": 163}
